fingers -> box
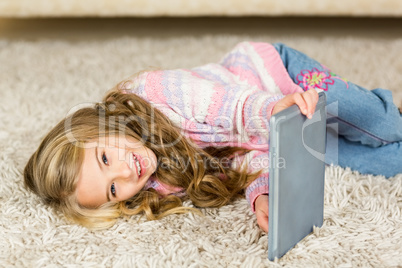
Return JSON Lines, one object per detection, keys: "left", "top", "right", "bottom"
{"left": 255, "top": 194, "right": 269, "bottom": 233}
{"left": 292, "top": 92, "right": 307, "bottom": 115}
{"left": 302, "top": 89, "right": 319, "bottom": 119}
{"left": 294, "top": 89, "right": 319, "bottom": 119}
{"left": 256, "top": 211, "right": 269, "bottom": 233}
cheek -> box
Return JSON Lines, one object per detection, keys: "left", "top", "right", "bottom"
{"left": 76, "top": 182, "right": 104, "bottom": 208}
{"left": 142, "top": 155, "right": 156, "bottom": 170}
{"left": 120, "top": 184, "right": 143, "bottom": 201}
{"left": 116, "top": 147, "right": 127, "bottom": 161}
{"left": 149, "top": 151, "right": 158, "bottom": 170}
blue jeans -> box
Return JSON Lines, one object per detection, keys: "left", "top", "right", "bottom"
{"left": 274, "top": 43, "right": 402, "bottom": 178}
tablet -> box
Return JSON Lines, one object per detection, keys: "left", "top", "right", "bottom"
{"left": 268, "top": 91, "right": 327, "bottom": 261}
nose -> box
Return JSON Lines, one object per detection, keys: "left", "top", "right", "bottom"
{"left": 113, "top": 160, "right": 132, "bottom": 180}
{"left": 110, "top": 160, "right": 138, "bottom": 202}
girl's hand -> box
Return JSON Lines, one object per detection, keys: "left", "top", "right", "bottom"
{"left": 255, "top": 194, "right": 269, "bottom": 232}
{"left": 272, "top": 89, "right": 319, "bottom": 119}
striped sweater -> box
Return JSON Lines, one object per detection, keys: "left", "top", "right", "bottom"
{"left": 126, "top": 42, "right": 304, "bottom": 212}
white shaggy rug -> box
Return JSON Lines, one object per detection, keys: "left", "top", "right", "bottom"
{"left": 0, "top": 35, "right": 401, "bottom": 267}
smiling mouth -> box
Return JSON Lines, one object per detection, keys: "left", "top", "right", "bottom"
{"left": 132, "top": 153, "right": 144, "bottom": 178}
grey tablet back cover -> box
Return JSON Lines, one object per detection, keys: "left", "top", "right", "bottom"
{"left": 268, "top": 92, "right": 326, "bottom": 260}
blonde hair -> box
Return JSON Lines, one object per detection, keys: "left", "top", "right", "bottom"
{"left": 24, "top": 89, "right": 261, "bottom": 230}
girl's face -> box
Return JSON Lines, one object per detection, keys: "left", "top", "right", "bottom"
{"left": 76, "top": 135, "right": 157, "bottom": 208}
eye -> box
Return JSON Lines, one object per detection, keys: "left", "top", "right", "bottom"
{"left": 102, "top": 152, "right": 109, "bottom": 165}
{"left": 111, "top": 183, "right": 116, "bottom": 197}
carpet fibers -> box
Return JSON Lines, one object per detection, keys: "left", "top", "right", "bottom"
{"left": 0, "top": 35, "right": 401, "bottom": 267}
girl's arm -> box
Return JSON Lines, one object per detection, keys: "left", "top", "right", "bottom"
{"left": 231, "top": 149, "right": 269, "bottom": 232}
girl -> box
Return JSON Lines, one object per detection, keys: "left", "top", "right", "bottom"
{"left": 24, "top": 42, "right": 402, "bottom": 232}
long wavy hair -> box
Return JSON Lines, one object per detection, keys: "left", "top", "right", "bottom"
{"left": 24, "top": 88, "right": 261, "bottom": 230}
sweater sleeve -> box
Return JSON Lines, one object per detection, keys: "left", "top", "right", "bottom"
{"left": 231, "top": 150, "right": 269, "bottom": 212}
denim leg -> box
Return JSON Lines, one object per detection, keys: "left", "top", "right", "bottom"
{"left": 326, "top": 126, "right": 402, "bottom": 178}
{"left": 274, "top": 42, "right": 402, "bottom": 146}
{"left": 274, "top": 43, "right": 402, "bottom": 177}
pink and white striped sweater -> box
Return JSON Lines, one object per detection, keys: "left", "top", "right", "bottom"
{"left": 126, "top": 42, "right": 304, "bottom": 212}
